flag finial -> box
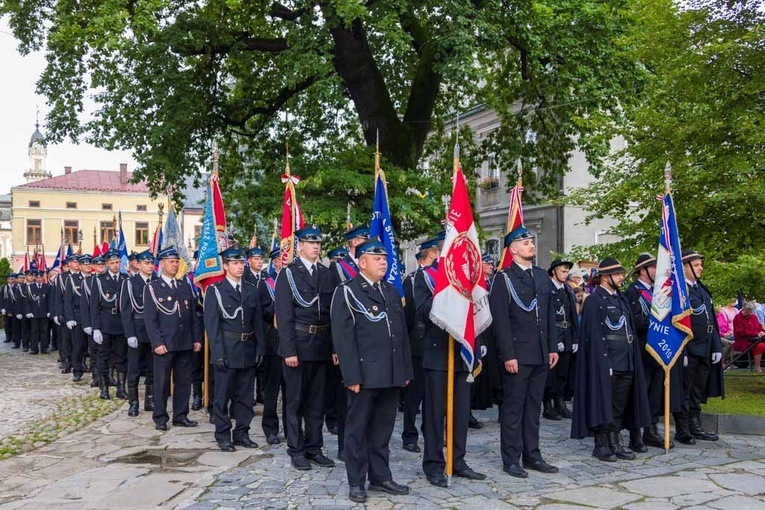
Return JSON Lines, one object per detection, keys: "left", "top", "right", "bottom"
{"left": 212, "top": 141, "right": 219, "bottom": 173}
{"left": 664, "top": 161, "right": 672, "bottom": 193}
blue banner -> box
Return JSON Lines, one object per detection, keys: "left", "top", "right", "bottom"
{"left": 370, "top": 170, "right": 404, "bottom": 298}
{"left": 647, "top": 192, "right": 693, "bottom": 369}
{"left": 193, "top": 183, "right": 224, "bottom": 292}
{"left": 117, "top": 221, "right": 129, "bottom": 273}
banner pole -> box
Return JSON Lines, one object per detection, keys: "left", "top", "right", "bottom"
{"left": 664, "top": 367, "right": 670, "bottom": 453}
{"left": 446, "top": 335, "right": 455, "bottom": 485}
{"left": 203, "top": 332, "right": 210, "bottom": 408}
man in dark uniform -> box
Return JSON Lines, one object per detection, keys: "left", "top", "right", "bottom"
{"left": 189, "top": 250, "right": 206, "bottom": 413}
{"left": 244, "top": 246, "right": 267, "bottom": 405}
{"left": 415, "top": 232, "right": 486, "bottom": 488}
{"left": 327, "top": 247, "right": 348, "bottom": 263}
{"left": 275, "top": 226, "right": 336, "bottom": 471}
{"left": 144, "top": 246, "right": 202, "bottom": 430}
{"left": 258, "top": 248, "right": 285, "bottom": 445}
{"left": 11, "top": 273, "right": 26, "bottom": 350}
{"left": 331, "top": 238, "right": 413, "bottom": 503}
{"left": 19, "top": 269, "right": 34, "bottom": 352}
{"left": 128, "top": 251, "right": 139, "bottom": 276}
{"left": 205, "top": 247, "right": 265, "bottom": 451}
{"left": 1, "top": 273, "right": 15, "bottom": 344}
{"left": 401, "top": 242, "right": 435, "bottom": 452}
{"left": 54, "top": 259, "right": 73, "bottom": 366}
{"left": 90, "top": 250, "right": 129, "bottom": 399}
{"left": 623, "top": 253, "right": 679, "bottom": 449}
{"left": 326, "top": 224, "right": 370, "bottom": 459}
{"left": 571, "top": 257, "right": 651, "bottom": 462}
{"left": 82, "top": 255, "right": 102, "bottom": 386}
{"left": 120, "top": 250, "right": 157, "bottom": 417}
{"left": 27, "top": 270, "right": 51, "bottom": 354}
{"left": 543, "top": 259, "right": 579, "bottom": 421}
{"left": 674, "top": 250, "right": 724, "bottom": 444}
{"left": 64, "top": 255, "right": 89, "bottom": 381}
{"left": 489, "top": 226, "right": 559, "bottom": 478}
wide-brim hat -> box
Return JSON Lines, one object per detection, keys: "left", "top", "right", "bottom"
{"left": 548, "top": 259, "right": 573, "bottom": 276}
{"left": 598, "top": 257, "right": 625, "bottom": 275}
{"left": 681, "top": 249, "right": 703, "bottom": 264}
{"left": 631, "top": 252, "right": 657, "bottom": 275}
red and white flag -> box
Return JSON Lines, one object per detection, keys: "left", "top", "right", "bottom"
{"left": 429, "top": 165, "right": 493, "bottom": 378}
{"left": 280, "top": 174, "right": 305, "bottom": 265}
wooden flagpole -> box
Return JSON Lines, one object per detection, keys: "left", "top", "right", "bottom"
{"left": 204, "top": 143, "right": 219, "bottom": 409}
{"left": 663, "top": 162, "right": 673, "bottom": 453}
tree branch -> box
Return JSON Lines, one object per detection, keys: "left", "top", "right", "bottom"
{"left": 269, "top": 2, "right": 309, "bottom": 21}
{"left": 172, "top": 35, "right": 288, "bottom": 56}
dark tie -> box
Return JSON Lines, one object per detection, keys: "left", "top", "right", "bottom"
{"left": 235, "top": 283, "right": 241, "bottom": 294}
{"left": 171, "top": 279, "right": 177, "bottom": 292}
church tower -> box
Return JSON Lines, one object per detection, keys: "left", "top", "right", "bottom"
{"left": 24, "top": 117, "right": 52, "bottom": 183}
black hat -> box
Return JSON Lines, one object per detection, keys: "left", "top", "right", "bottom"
{"left": 598, "top": 257, "right": 625, "bottom": 275}
{"left": 356, "top": 237, "right": 389, "bottom": 257}
{"left": 344, "top": 224, "right": 370, "bottom": 241}
{"left": 419, "top": 237, "right": 440, "bottom": 250}
{"left": 681, "top": 250, "right": 703, "bottom": 264}
{"left": 631, "top": 253, "right": 657, "bottom": 275}
{"left": 295, "top": 226, "right": 322, "bottom": 242}
{"left": 220, "top": 247, "right": 245, "bottom": 261}
{"left": 548, "top": 259, "right": 573, "bottom": 276}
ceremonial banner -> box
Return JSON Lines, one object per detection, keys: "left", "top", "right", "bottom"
{"left": 280, "top": 174, "right": 304, "bottom": 265}
{"left": 647, "top": 192, "right": 692, "bottom": 369}
{"left": 163, "top": 207, "right": 191, "bottom": 276}
{"left": 193, "top": 173, "right": 227, "bottom": 293}
{"left": 370, "top": 164, "right": 404, "bottom": 298}
{"left": 498, "top": 174, "right": 524, "bottom": 270}
{"left": 117, "top": 212, "right": 129, "bottom": 273}
{"left": 429, "top": 165, "right": 493, "bottom": 376}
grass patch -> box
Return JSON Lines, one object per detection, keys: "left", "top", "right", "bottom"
{"left": 0, "top": 394, "right": 123, "bottom": 459}
{"left": 702, "top": 371, "right": 765, "bottom": 416}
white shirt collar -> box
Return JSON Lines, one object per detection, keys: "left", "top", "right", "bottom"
{"left": 359, "top": 272, "right": 379, "bottom": 287}
{"left": 161, "top": 274, "right": 175, "bottom": 286}
{"left": 514, "top": 261, "right": 533, "bottom": 272}
{"left": 299, "top": 256, "right": 317, "bottom": 272}
{"left": 551, "top": 278, "right": 565, "bottom": 290}
{"left": 226, "top": 276, "right": 242, "bottom": 290}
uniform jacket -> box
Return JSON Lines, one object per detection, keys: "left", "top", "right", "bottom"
{"left": 120, "top": 274, "right": 156, "bottom": 343}
{"left": 243, "top": 267, "right": 268, "bottom": 287}
{"left": 80, "top": 276, "right": 94, "bottom": 332}
{"left": 403, "top": 269, "right": 425, "bottom": 357}
{"left": 330, "top": 254, "right": 359, "bottom": 287}
{"left": 684, "top": 280, "right": 725, "bottom": 400}
{"left": 571, "top": 286, "right": 651, "bottom": 438}
{"left": 0, "top": 284, "right": 13, "bottom": 316}
{"left": 90, "top": 272, "right": 129, "bottom": 335}
{"left": 274, "top": 259, "right": 334, "bottom": 361}
{"left": 64, "top": 273, "right": 85, "bottom": 324}
{"left": 330, "top": 275, "right": 413, "bottom": 388}
{"left": 257, "top": 274, "right": 280, "bottom": 356}
{"left": 143, "top": 276, "right": 200, "bottom": 351}
{"left": 488, "top": 263, "right": 557, "bottom": 365}
{"left": 204, "top": 278, "right": 265, "bottom": 369}
{"left": 50, "top": 272, "right": 69, "bottom": 320}
{"left": 27, "top": 282, "right": 51, "bottom": 319}
{"left": 550, "top": 279, "right": 580, "bottom": 352}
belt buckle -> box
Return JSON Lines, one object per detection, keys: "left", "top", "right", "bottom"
{"left": 627, "top": 334, "right": 634, "bottom": 344}
{"left": 309, "top": 325, "right": 318, "bottom": 334}
{"left": 561, "top": 320, "right": 569, "bottom": 329}
{"left": 707, "top": 325, "right": 714, "bottom": 334}
{"left": 110, "top": 308, "right": 118, "bottom": 315}
{"left": 241, "top": 333, "right": 248, "bottom": 342}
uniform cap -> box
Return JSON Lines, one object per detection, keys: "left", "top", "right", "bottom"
{"left": 104, "top": 250, "right": 121, "bottom": 262}
{"left": 548, "top": 259, "right": 573, "bottom": 276}
{"left": 344, "top": 224, "right": 370, "bottom": 241}
{"left": 246, "top": 247, "right": 265, "bottom": 259}
{"left": 220, "top": 247, "right": 245, "bottom": 261}
{"left": 327, "top": 246, "right": 349, "bottom": 260}
{"left": 681, "top": 249, "right": 703, "bottom": 264}
{"left": 295, "top": 226, "right": 322, "bottom": 242}
{"left": 356, "top": 237, "right": 389, "bottom": 257}
{"left": 504, "top": 226, "right": 533, "bottom": 247}
{"left": 136, "top": 250, "right": 154, "bottom": 262}
{"left": 157, "top": 247, "right": 179, "bottom": 260}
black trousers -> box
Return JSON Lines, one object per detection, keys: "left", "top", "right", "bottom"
{"left": 88, "top": 334, "right": 99, "bottom": 376}
{"left": 152, "top": 349, "right": 193, "bottom": 425}
{"left": 97, "top": 333, "right": 127, "bottom": 375}
{"left": 345, "top": 387, "right": 399, "bottom": 486}
{"left": 213, "top": 365, "right": 257, "bottom": 444}
{"left": 30, "top": 318, "right": 49, "bottom": 353}
{"left": 70, "top": 326, "right": 86, "bottom": 375}
{"left": 545, "top": 351, "right": 571, "bottom": 396}
{"left": 680, "top": 354, "right": 710, "bottom": 417}
{"left": 261, "top": 355, "right": 285, "bottom": 438}
{"left": 283, "top": 360, "right": 327, "bottom": 458}
{"left": 402, "top": 355, "right": 425, "bottom": 445}
{"left": 643, "top": 357, "right": 664, "bottom": 423}
{"left": 191, "top": 348, "right": 204, "bottom": 384}
{"left": 21, "top": 318, "right": 31, "bottom": 349}
{"left": 499, "top": 363, "right": 547, "bottom": 466}
{"left": 3, "top": 314, "right": 12, "bottom": 343}
{"left": 49, "top": 318, "right": 58, "bottom": 350}
{"left": 127, "top": 342, "right": 154, "bottom": 388}
{"left": 11, "top": 316, "right": 22, "bottom": 347}
{"left": 59, "top": 323, "right": 72, "bottom": 363}
{"left": 422, "top": 368, "right": 471, "bottom": 476}
{"left": 604, "top": 371, "right": 634, "bottom": 432}
{"left": 324, "top": 363, "right": 342, "bottom": 429}
{"left": 335, "top": 365, "right": 347, "bottom": 455}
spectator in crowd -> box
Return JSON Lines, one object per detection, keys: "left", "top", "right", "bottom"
{"left": 732, "top": 302, "right": 765, "bottom": 374}
{"left": 716, "top": 304, "right": 735, "bottom": 364}
{"left": 755, "top": 301, "right": 765, "bottom": 327}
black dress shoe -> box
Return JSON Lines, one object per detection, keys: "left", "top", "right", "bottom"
{"left": 155, "top": 423, "right": 168, "bottom": 431}
{"left": 337, "top": 450, "right": 346, "bottom": 462}
{"left": 427, "top": 473, "right": 448, "bottom": 487}
{"left": 453, "top": 467, "right": 487, "bottom": 480}
{"left": 348, "top": 485, "right": 367, "bottom": 503}
{"left": 523, "top": 459, "right": 559, "bottom": 474}
{"left": 674, "top": 431, "right": 696, "bottom": 445}
{"left": 468, "top": 415, "right": 484, "bottom": 429}
{"left": 307, "top": 452, "right": 335, "bottom": 467}
{"left": 29, "top": 351, "right": 39, "bottom": 355}
{"left": 266, "top": 434, "right": 280, "bottom": 445}
{"left": 72, "top": 373, "right": 82, "bottom": 382}
{"left": 233, "top": 437, "right": 259, "bottom": 448}
{"left": 328, "top": 425, "right": 339, "bottom": 435}
{"left": 369, "top": 480, "right": 410, "bottom": 495}
{"left": 503, "top": 463, "right": 529, "bottom": 478}
{"left": 40, "top": 349, "right": 48, "bottom": 354}
{"left": 403, "top": 443, "right": 421, "bottom": 453}
{"left": 291, "top": 456, "right": 312, "bottom": 471}
{"left": 172, "top": 417, "right": 198, "bottom": 427}
{"left": 218, "top": 441, "right": 236, "bottom": 452}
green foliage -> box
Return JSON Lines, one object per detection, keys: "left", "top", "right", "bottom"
{"left": 2, "top": 0, "right": 645, "bottom": 241}
{"left": 702, "top": 372, "right": 765, "bottom": 417}
{"left": 0, "top": 259, "right": 11, "bottom": 286}
{"left": 701, "top": 255, "right": 765, "bottom": 305}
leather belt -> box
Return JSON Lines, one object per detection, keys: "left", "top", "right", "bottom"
{"left": 295, "top": 323, "right": 329, "bottom": 334}
{"left": 133, "top": 313, "right": 144, "bottom": 319}
{"left": 110, "top": 307, "right": 119, "bottom": 315}
{"left": 706, "top": 324, "right": 714, "bottom": 334}
{"left": 223, "top": 331, "right": 255, "bottom": 342}
{"left": 605, "top": 334, "right": 634, "bottom": 344}
{"left": 556, "top": 321, "right": 572, "bottom": 329}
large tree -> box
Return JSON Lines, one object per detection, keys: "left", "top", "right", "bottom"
{"left": 3, "top": 0, "right": 644, "bottom": 240}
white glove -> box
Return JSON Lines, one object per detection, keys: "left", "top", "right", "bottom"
{"left": 25, "top": 313, "right": 33, "bottom": 319}
{"left": 683, "top": 356, "right": 688, "bottom": 367}
{"left": 480, "top": 345, "right": 488, "bottom": 358}
{"left": 16, "top": 314, "right": 22, "bottom": 320}
{"left": 127, "top": 337, "right": 138, "bottom": 349}
{"left": 711, "top": 352, "right": 722, "bottom": 364}
{"left": 84, "top": 327, "right": 92, "bottom": 336}
{"left": 46, "top": 313, "right": 50, "bottom": 318}
{"left": 557, "top": 342, "right": 565, "bottom": 353}
{"left": 1, "top": 309, "right": 5, "bottom": 315}
{"left": 93, "top": 330, "right": 103, "bottom": 345}
{"left": 572, "top": 343, "right": 579, "bottom": 354}
{"left": 66, "top": 320, "right": 77, "bottom": 329}
{"left": 53, "top": 316, "right": 61, "bottom": 326}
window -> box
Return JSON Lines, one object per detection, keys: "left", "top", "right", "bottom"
{"left": 485, "top": 238, "right": 500, "bottom": 262}
{"left": 194, "top": 225, "right": 202, "bottom": 241}
{"left": 64, "top": 220, "right": 79, "bottom": 245}
{"left": 66, "top": 202, "right": 77, "bottom": 209}
{"left": 100, "top": 221, "right": 116, "bottom": 244}
{"left": 26, "top": 219, "right": 42, "bottom": 245}
{"left": 28, "top": 200, "right": 40, "bottom": 208}
{"left": 136, "top": 204, "right": 147, "bottom": 212}
{"left": 479, "top": 155, "right": 499, "bottom": 191}
{"left": 135, "top": 222, "right": 149, "bottom": 246}
{"left": 102, "top": 203, "right": 113, "bottom": 211}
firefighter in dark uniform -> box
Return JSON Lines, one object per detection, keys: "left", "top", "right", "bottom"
{"left": 27, "top": 270, "right": 51, "bottom": 354}
{"left": 90, "top": 250, "right": 129, "bottom": 400}
{"left": 623, "top": 253, "right": 680, "bottom": 450}
{"left": 571, "top": 257, "right": 651, "bottom": 462}
{"left": 64, "top": 255, "right": 89, "bottom": 380}
{"left": 10, "top": 273, "right": 25, "bottom": 349}
{"left": 144, "top": 246, "right": 202, "bottom": 430}
{"left": 275, "top": 226, "right": 336, "bottom": 471}
{"left": 327, "top": 247, "right": 348, "bottom": 263}
{"left": 489, "top": 226, "right": 559, "bottom": 478}
{"left": 674, "top": 250, "right": 724, "bottom": 444}
{"left": 258, "top": 248, "right": 286, "bottom": 445}
{"left": 401, "top": 243, "right": 435, "bottom": 452}
{"left": 331, "top": 238, "right": 413, "bottom": 503}
{"left": 82, "top": 255, "right": 102, "bottom": 386}
{"left": 204, "top": 247, "right": 265, "bottom": 451}
{"left": 54, "top": 259, "right": 73, "bottom": 365}
{"left": 415, "top": 232, "right": 486, "bottom": 488}
{"left": 120, "top": 250, "right": 157, "bottom": 417}
{"left": 543, "top": 259, "right": 579, "bottom": 421}
{"left": 1, "top": 273, "right": 15, "bottom": 344}
{"left": 189, "top": 249, "right": 206, "bottom": 413}
{"left": 244, "top": 246, "right": 267, "bottom": 406}
{"left": 19, "top": 269, "right": 34, "bottom": 352}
